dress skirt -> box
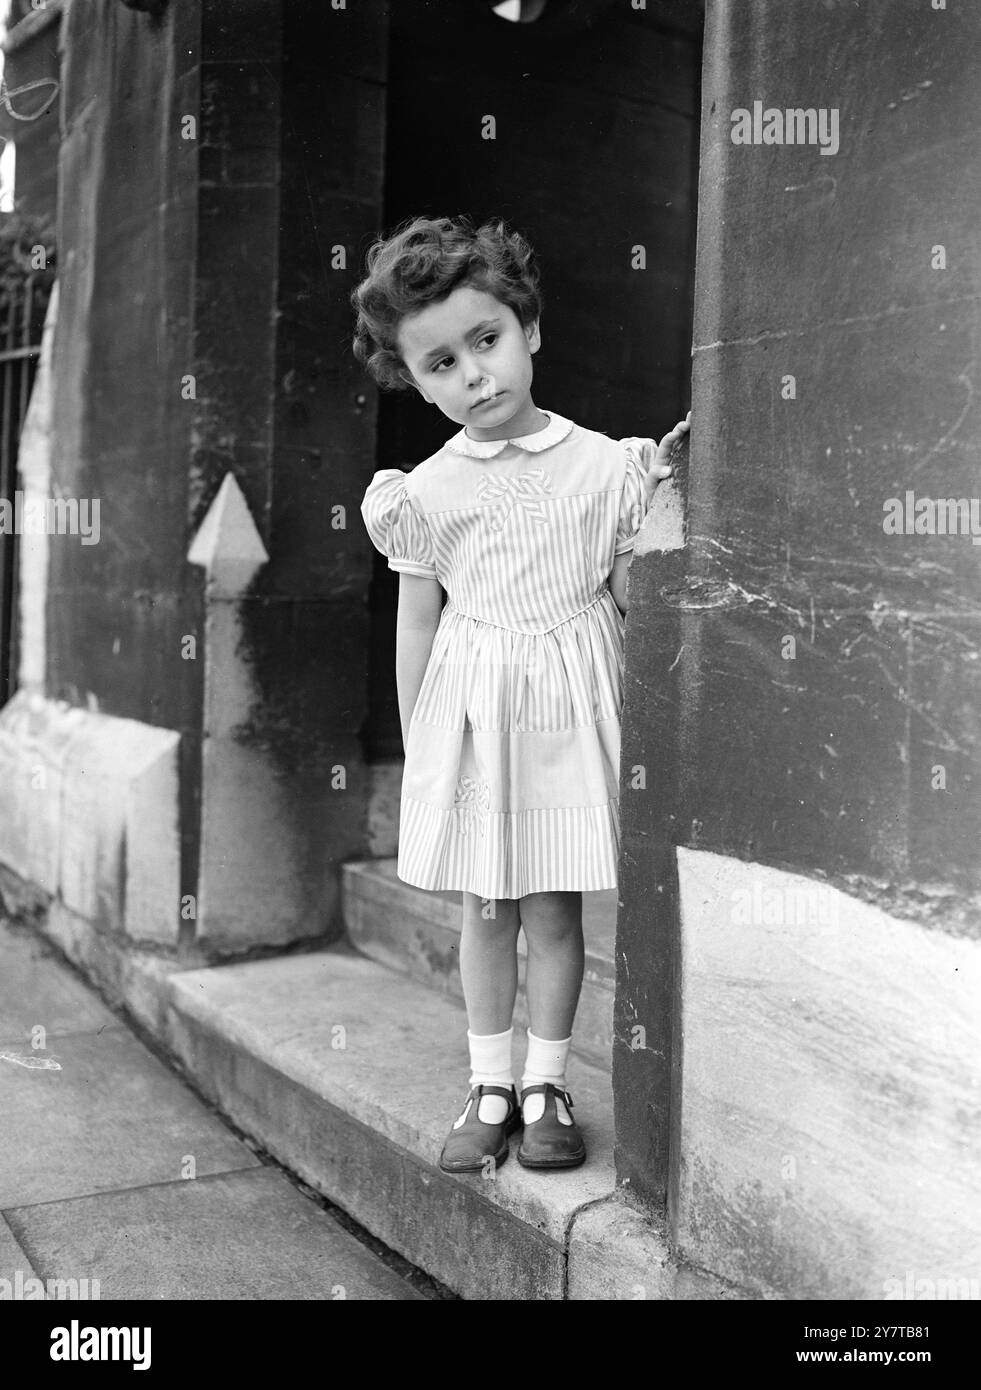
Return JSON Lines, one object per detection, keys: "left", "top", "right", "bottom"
{"left": 396, "top": 587, "right": 626, "bottom": 899}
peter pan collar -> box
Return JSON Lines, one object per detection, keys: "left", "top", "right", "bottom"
{"left": 444, "top": 410, "right": 574, "bottom": 459}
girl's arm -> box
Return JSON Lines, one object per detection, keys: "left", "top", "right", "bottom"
{"left": 609, "top": 552, "right": 631, "bottom": 615}
{"left": 609, "top": 411, "right": 690, "bottom": 617}
{"left": 395, "top": 574, "right": 444, "bottom": 748}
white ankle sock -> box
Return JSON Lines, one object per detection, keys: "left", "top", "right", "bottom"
{"left": 521, "top": 1029, "right": 573, "bottom": 1124}
{"left": 465, "top": 1027, "right": 514, "bottom": 1124}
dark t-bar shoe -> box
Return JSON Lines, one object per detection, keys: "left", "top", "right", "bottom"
{"left": 438, "top": 1084, "right": 521, "bottom": 1174}
{"left": 517, "top": 1084, "right": 587, "bottom": 1169}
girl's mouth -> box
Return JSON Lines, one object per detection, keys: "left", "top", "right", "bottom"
{"left": 471, "top": 392, "right": 502, "bottom": 411}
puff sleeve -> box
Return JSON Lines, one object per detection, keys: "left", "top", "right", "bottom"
{"left": 614, "top": 437, "right": 656, "bottom": 555}
{"left": 361, "top": 469, "right": 439, "bottom": 580}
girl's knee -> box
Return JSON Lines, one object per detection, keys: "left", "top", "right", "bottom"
{"left": 462, "top": 893, "right": 520, "bottom": 930}
{"left": 520, "top": 890, "right": 583, "bottom": 944}
{"left": 520, "top": 889, "right": 581, "bottom": 915}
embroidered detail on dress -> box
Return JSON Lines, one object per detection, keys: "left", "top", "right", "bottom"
{"left": 476, "top": 469, "right": 553, "bottom": 530}
{"left": 453, "top": 775, "right": 491, "bottom": 837}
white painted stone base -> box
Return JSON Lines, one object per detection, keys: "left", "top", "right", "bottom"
{"left": 675, "top": 847, "right": 981, "bottom": 1300}
{"left": 0, "top": 692, "right": 181, "bottom": 947}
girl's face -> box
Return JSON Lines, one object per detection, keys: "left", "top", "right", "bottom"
{"left": 396, "top": 285, "right": 541, "bottom": 438}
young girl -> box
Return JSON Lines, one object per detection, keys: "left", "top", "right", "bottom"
{"left": 354, "top": 215, "right": 689, "bottom": 1174}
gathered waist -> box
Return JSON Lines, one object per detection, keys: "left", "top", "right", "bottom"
{"left": 441, "top": 587, "right": 617, "bottom": 637}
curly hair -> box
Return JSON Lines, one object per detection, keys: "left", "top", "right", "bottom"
{"left": 351, "top": 215, "right": 542, "bottom": 391}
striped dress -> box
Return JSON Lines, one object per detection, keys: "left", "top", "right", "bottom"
{"left": 360, "top": 410, "right": 654, "bottom": 899}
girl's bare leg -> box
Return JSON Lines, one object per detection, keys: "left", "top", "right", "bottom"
{"left": 519, "top": 889, "right": 584, "bottom": 1040}
{"left": 457, "top": 893, "right": 521, "bottom": 1124}
{"left": 517, "top": 890, "right": 584, "bottom": 1126}
{"left": 458, "top": 892, "right": 521, "bottom": 1034}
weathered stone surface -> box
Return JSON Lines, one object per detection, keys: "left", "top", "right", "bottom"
{"left": 908, "top": 616, "right": 981, "bottom": 906}
{"left": 41, "top": 899, "right": 196, "bottom": 1041}
{"left": 687, "top": 311, "right": 981, "bottom": 615}
{"left": 51, "top": 0, "right": 197, "bottom": 731}
{"left": 568, "top": 1195, "right": 741, "bottom": 1301}
{"left": 674, "top": 848, "right": 981, "bottom": 1300}
{"left": 15, "top": 284, "right": 58, "bottom": 698}
{"left": 165, "top": 949, "right": 618, "bottom": 1300}
{"left": 192, "top": 184, "right": 279, "bottom": 534}
{"left": 199, "top": 59, "right": 280, "bottom": 188}
{"left": 58, "top": 709, "right": 180, "bottom": 945}
{"left": 6, "top": 1167, "right": 424, "bottom": 1301}
{"left": 0, "top": 920, "right": 119, "bottom": 1046}
{"left": 641, "top": 605, "right": 912, "bottom": 881}
{"left": 617, "top": 0, "right": 981, "bottom": 1214}
{"left": 693, "top": 1, "right": 979, "bottom": 343}
{"left": 0, "top": 1214, "right": 39, "bottom": 1288}
{"left": 0, "top": 694, "right": 74, "bottom": 895}
{"left": 0, "top": 1025, "right": 258, "bottom": 1209}
{"left": 0, "top": 694, "right": 180, "bottom": 946}
{"left": 200, "top": 0, "right": 284, "bottom": 66}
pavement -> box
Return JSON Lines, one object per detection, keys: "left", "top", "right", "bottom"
{"left": 0, "top": 917, "right": 436, "bottom": 1301}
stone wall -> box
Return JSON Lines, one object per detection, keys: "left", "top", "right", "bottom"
{"left": 0, "top": 0, "right": 391, "bottom": 1008}
{"left": 615, "top": 0, "right": 981, "bottom": 1297}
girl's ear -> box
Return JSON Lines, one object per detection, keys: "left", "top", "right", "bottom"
{"left": 399, "top": 366, "right": 434, "bottom": 403}
{"left": 525, "top": 318, "right": 542, "bottom": 354}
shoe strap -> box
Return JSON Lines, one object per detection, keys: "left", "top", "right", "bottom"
{"left": 473, "top": 1084, "right": 517, "bottom": 1103}
{"left": 520, "top": 1082, "right": 574, "bottom": 1108}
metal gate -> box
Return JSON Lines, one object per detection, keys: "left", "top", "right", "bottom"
{"left": 0, "top": 272, "right": 47, "bottom": 706}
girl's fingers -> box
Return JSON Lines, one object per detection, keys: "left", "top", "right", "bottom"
{"left": 643, "top": 468, "right": 672, "bottom": 501}
{"left": 657, "top": 420, "right": 690, "bottom": 450}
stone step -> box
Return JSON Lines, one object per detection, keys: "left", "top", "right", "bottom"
{"left": 164, "top": 946, "right": 619, "bottom": 1300}
{"left": 341, "top": 858, "right": 616, "bottom": 1068}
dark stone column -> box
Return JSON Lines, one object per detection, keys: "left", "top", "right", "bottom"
{"left": 48, "top": 0, "right": 199, "bottom": 726}
{"left": 43, "top": 0, "right": 390, "bottom": 949}
{"left": 616, "top": 0, "right": 981, "bottom": 1212}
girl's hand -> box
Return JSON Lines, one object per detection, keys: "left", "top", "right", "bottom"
{"left": 639, "top": 411, "right": 691, "bottom": 509}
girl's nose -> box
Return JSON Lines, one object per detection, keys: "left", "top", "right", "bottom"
{"left": 461, "top": 356, "right": 485, "bottom": 388}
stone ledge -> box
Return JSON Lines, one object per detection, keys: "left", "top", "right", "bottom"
{"left": 164, "top": 949, "right": 619, "bottom": 1299}
{"left": 42, "top": 899, "right": 201, "bottom": 1040}
{"left": 568, "top": 1193, "right": 749, "bottom": 1300}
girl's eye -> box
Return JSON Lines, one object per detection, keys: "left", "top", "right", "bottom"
{"left": 478, "top": 334, "right": 497, "bottom": 349}
{"left": 431, "top": 357, "right": 453, "bottom": 373}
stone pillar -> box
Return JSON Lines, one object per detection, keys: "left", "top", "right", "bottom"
{"left": 615, "top": 0, "right": 981, "bottom": 1297}
{"left": 0, "top": 0, "right": 391, "bottom": 1027}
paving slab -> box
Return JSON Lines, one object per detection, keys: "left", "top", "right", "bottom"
{"left": 0, "top": 1027, "right": 259, "bottom": 1208}
{"left": 6, "top": 1167, "right": 425, "bottom": 1300}
{"left": 166, "top": 950, "right": 618, "bottom": 1299}
{"left": 0, "top": 1213, "right": 40, "bottom": 1287}
{"left": 0, "top": 922, "right": 121, "bottom": 1045}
